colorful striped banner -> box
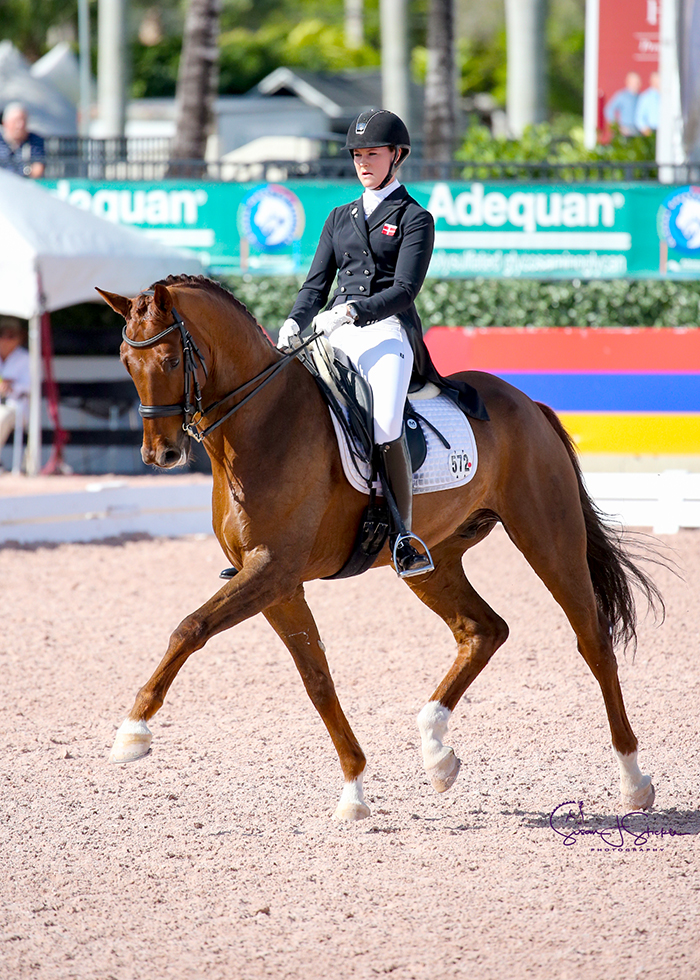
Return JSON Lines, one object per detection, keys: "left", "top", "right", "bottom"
{"left": 424, "top": 327, "right": 700, "bottom": 454}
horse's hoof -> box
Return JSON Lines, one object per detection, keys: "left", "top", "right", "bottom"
{"left": 622, "top": 780, "right": 655, "bottom": 812}
{"left": 333, "top": 777, "right": 370, "bottom": 821}
{"left": 333, "top": 801, "right": 371, "bottom": 822}
{"left": 428, "top": 748, "right": 461, "bottom": 793}
{"left": 108, "top": 719, "right": 153, "bottom": 764}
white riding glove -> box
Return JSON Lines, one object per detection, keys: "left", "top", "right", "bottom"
{"left": 313, "top": 305, "right": 355, "bottom": 337}
{"left": 277, "top": 318, "right": 301, "bottom": 349}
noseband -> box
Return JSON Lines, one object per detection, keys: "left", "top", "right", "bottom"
{"left": 122, "top": 293, "right": 318, "bottom": 442}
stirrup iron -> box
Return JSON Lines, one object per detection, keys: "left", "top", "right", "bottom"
{"left": 392, "top": 532, "right": 435, "bottom": 578}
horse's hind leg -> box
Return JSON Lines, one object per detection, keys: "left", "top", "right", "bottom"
{"left": 263, "top": 589, "right": 370, "bottom": 822}
{"left": 500, "top": 484, "right": 654, "bottom": 811}
{"left": 405, "top": 537, "right": 510, "bottom": 793}
{"left": 532, "top": 560, "right": 653, "bottom": 810}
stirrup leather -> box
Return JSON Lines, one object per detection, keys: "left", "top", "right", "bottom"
{"left": 392, "top": 532, "right": 435, "bottom": 578}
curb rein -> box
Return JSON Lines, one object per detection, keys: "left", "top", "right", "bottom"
{"left": 121, "top": 299, "right": 318, "bottom": 443}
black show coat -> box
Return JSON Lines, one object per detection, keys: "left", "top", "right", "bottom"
{"left": 289, "top": 185, "right": 488, "bottom": 421}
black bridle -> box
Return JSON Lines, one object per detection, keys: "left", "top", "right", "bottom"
{"left": 121, "top": 298, "right": 318, "bottom": 443}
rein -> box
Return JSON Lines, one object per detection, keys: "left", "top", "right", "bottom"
{"left": 122, "top": 299, "right": 318, "bottom": 442}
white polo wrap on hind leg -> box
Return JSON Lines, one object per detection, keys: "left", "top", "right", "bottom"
{"left": 613, "top": 746, "right": 655, "bottom": 810}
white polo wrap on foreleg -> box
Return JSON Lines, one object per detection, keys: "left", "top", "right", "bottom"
{"left": 417, "top": 701, "right": 454, "bottom": 769}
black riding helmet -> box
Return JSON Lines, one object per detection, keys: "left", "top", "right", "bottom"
{"left": 344, "top": 108, "right": 411, "bottom": 188}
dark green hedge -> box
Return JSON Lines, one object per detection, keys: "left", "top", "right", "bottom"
{"left": 221, "top": 275, "right": 700, "bottom": 331}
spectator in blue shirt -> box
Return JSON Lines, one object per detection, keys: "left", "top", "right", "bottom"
{"left": 604, "top": 72, "right": 642, "bottom": 136}
{"left": 635, "top": 72, "right": 660, "bottom": 135}
{"left": 0, "top": 103, "right": 45, "bottom": 178}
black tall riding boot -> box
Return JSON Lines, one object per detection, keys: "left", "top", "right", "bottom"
{"left": 380, "top": 436, "right": 434, "bottom": 577}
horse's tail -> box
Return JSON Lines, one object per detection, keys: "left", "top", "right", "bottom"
{"left": 536, "top": 401, "right": 665, "bottom": 650}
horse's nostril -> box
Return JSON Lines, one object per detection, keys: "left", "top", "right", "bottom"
{"left": 162, "top": 448, "right": 182, "bottom": 466}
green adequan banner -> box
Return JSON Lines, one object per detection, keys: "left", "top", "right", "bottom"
{"left": 43, "top": 178, "right": 700, "bottom": 280}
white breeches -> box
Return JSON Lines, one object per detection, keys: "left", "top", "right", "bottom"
{"left": 329, "top": 315, "right": 414, "bottom": 443}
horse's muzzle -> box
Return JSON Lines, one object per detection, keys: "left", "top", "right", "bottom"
{"left": 141, "top": 433, "right": 190, "bottom": 468}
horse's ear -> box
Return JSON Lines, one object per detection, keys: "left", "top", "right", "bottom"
{"left": 152, "top": 283, "right": 173, "bottom": 315}
{"left": 95, "top": 287, "right": 131, "bottom": 320}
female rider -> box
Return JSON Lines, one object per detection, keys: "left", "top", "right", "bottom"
{"left": 277, "top": 108, "right": 486, "bottom": 577}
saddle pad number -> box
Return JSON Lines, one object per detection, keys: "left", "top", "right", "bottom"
{"left": 449, "top": 450, "right": 472, "bottom": 477}
{"left": 329, "top": 392, "right": 478, "bottom": 496}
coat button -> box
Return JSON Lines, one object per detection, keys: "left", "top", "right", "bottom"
{"left": 346, "top": 270, "right": 353, "bottom": 275}
{"left": 363, "top": 269, "right": 370, "bottom": 275}
{"left": 340, "top": 286, "right": 346, "bottom": 292}
{"left": 363, "top": 250, "right": 368, "bottom": 255}
{"left": 358, "top": 286, "right": 365, "bottom": 292}
{"left": 344, "top": 252, "right": 350, "bottom": 257}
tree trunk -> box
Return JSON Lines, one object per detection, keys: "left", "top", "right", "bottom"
{"left": 169, "top": 0, "right": 221, "bottom": 177}
{"left": 422, "top": 0, "right": 456, "bottom": 178}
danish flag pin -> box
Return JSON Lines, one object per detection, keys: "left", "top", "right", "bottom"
{"left": 382, "top": 223, "right": 397, "bottom": 236}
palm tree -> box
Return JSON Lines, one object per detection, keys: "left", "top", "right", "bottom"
{"left": 4, "top": 0, "right": 76, "bottom": 62}
{"left": 422, "top": 0, "right": 456, "bottom": 177}
{"left": 169, "top": 0, "right": 221, "bottom": 177}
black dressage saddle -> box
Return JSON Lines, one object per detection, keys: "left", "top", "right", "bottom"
{"left": 298, "top": 340, "right": 451, "bottom": 580}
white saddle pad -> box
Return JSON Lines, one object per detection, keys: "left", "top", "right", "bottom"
{"left": 329, "top": 392, "right": 479, "bottom": 496}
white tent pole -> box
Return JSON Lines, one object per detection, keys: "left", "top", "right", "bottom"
{"left": 27, "top": 311, "right": 43, "bottom": 477}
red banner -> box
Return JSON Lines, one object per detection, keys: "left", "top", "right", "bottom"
{"left": 597, "top": 0, "right": 660, "bottom": 136}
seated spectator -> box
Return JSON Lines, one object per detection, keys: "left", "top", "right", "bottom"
{"left": 0, "top": 319, "right": 30, "bottom": 471}
{"left": 635, "top": 72, "right": 660, "bottom": 135}
{"left": 604, "top": 72, "right": 642, "bottom": 136}
{"left": 0, "top": 102, "right": 45, "bottom": 178}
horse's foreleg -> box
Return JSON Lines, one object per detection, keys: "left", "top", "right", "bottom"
{"left": 263, "top": 590, "right": 369, "bottom": 822}
{"left": 109, "top": 562, "right": 289, "bottom": 765}
{"left": 407, "top": 541, "right": 509, "bottom": 794}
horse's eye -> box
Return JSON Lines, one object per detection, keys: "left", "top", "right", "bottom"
{"left": 167, "top": 357, "right": 181, "bottom": 370}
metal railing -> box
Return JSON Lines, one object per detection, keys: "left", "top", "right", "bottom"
{"left": 39, "top": 137, "right": 700, "bottom": 184}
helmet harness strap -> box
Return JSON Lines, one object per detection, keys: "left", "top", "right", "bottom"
{"left": 377, "top": 147, "right": 401, "bottom": 190}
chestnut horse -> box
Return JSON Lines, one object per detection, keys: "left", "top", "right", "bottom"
{"left": 98, "top": 275, "right": 661, "bottom": 821}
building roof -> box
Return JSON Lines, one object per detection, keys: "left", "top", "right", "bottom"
{"left": 254, "top": 67, "right": 423, "bottom": 135}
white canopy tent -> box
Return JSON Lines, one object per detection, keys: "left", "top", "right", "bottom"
{"left": 0, "top": 169, "right": 204, "bottom": 474}
{"left": 0, "top": 40, "right": 77, "bottom": 135}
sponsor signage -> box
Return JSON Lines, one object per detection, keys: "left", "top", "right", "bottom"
{"left": 48, "top": 178, "right": 337, "bottom": 275}
{"left": 424, "top": 182, "right": 634, "bottom": 278}
{"left": 598, "top": 0, "right": 659, "bottom": 116}
{"left": 584, "top": 0, "right": 660, "bottom": 143}
{"left": 42, "top": 178, "right": 700, "bottom": 280}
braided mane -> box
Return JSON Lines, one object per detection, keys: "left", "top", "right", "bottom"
{"left": 149, "top": 274, "right": 266, "bottom": 338}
